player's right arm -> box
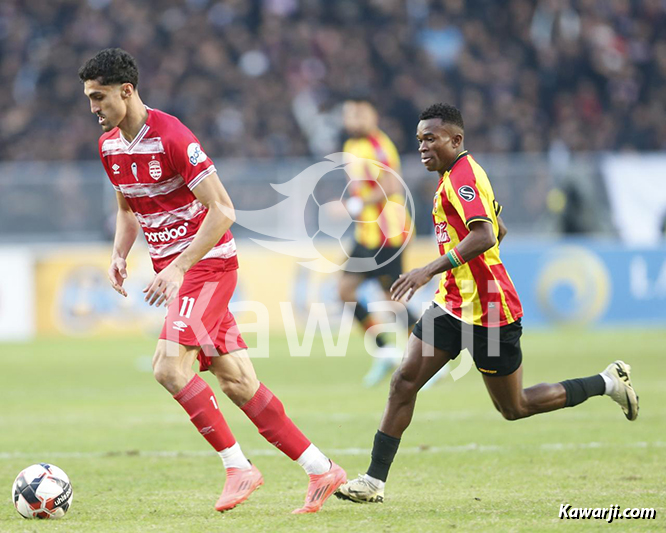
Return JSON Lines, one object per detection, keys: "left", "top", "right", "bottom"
{"left": 109, "top": 191, "right": 140, "bottom": 297}
{"left": 390, "top": 221, "right": 496, "bottom": 301}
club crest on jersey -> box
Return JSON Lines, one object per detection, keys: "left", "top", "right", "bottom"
{"left": 458, "top": 185, "right": 476, "bottom": 202}
{"left": 187, "top": 143, "right": 207, "bottom": 166}
{"left": 148, "top": 159, "right": 162, "bottom": 180}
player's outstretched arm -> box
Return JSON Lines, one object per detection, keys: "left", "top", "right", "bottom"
{"left": 143, "top": 173, "right": 235, "bottom": 307}
{"left": 390, "top": 220, "right": 496, "bottom": 302}
{"left": 109, "top": 191, "right": 140, "bottom": 297}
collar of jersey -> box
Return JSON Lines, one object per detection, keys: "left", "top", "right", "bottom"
{"left": 118, "top": 109, "right": 151, "bottom": 153}
{"left": 446, "top": 150, "right": 468, "bottom": 173}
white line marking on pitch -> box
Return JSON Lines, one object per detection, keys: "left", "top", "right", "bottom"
{"left": 0, "top": 441, "right": 663, "bottom": 460}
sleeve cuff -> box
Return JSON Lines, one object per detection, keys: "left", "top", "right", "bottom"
{"left": 465, "top": 216, "right": 492, "bottom": 229}
{"left": 188, "top": 165, "right": 217, "bottom": 190}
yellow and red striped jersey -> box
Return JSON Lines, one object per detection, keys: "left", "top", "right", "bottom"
{"left": 343, "top": 130, "right": 410, "bottom": 249}
{"left": 432, "top": 151, "right": 522, "bottom": 327}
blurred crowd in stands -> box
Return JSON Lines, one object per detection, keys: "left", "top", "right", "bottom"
{"left": 1, "top": 0, "right": 665, "bottom": 161}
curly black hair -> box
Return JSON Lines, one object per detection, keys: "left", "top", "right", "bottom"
{"left": 419, "top": 103, "right": 464, "bottom": 129}
{"left": 78, "top": 48, "right": 139, "bottom": 88}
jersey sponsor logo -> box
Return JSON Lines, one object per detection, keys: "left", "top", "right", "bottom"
{"left": 458, "top": 185, "right": 476, "bottom": 202}
{"left": 187, "top": 143, "right": 207, "bottom": 166}
{"left": 148, "top": 159, "right": 162, "bottom": 180}
{"left": 435, "top": 222, "right": 451, "bottom": 244}
{"left": 112, "top": 163, "right": 120, "bottom": 175}
{"left": 145, "top": 223, "right": 189, "bottom": 243}
{"left": 134, "top": 199, "right": 205, "bottom": 229}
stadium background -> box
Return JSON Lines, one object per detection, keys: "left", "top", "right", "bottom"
{"left": 0, "top": 1, "right": 665, "bottom": 531}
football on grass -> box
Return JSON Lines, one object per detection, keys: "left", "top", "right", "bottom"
{"left": 12, "top": 463, "right": 73, "bottom": 519}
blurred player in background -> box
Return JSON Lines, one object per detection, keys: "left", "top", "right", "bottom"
{"left": 80, "top": 48, "right": 345, "bottom": 514}
{"left": 336, "top": 103, "right": 639, "bottom": 504}
{"left": 341, "top": 98, "right": 423, "bottom": 387}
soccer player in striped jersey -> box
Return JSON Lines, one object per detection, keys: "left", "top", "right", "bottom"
{"left": 340, "top": 98, "right": 419, "bottom": 387}
{"left": 80, "top": 48, "right": 345, "bottom": 514}
{"left": 336, "top": 103, "right": 639, "bottom": 504}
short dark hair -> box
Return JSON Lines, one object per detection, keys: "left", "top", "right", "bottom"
{"left": 78, "top": 48, "right": 139, "bottom": 88}
{"left": 419, "top": 103, "right": 464, "bottom": 129}
{"left": 345, "top": 92, "right": 377, "bottom": 108}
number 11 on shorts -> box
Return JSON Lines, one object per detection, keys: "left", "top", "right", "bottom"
{"left": 180, "top": 297, "right": 195, "bottom": 318}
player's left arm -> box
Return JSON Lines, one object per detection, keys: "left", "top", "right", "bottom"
{"left": 355, "top": 169, "right": 401, "bottom": 207}
{"left": 173, "top": 174, "right": 235, "bottom": 272}
{"left": 371, "top": 139, "right": 402, "bottom": 202}
{"left": 377, "top": 169, "right": 400, "bottom": 197}
{"left": 143, "top": 173, "right": 235, "bottom": 307}
{"left": 357, "top": 166, "right": 398, "bottom": 204}
{"left": 390, "top": 220, "right": 495, "bottom": 301}
{"left": 497, "top": 214, "right": 507, "bottom": 245}
{"left": 492, "top": 198, "right": 507, "bottom": 245}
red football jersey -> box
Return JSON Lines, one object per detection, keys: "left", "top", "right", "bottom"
{"left": 98, "top": 108, "right": 238, "bottom": 273}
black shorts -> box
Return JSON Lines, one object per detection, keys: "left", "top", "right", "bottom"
{"left": 346, "top": 242, "right": 404, "bottom": 292}
{"left": 412, "top": 303, "right": 523, "bottom": 377}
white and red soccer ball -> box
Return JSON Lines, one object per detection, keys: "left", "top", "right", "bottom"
{"left": 12, "top": 463, "right": 73, "bottom": 519}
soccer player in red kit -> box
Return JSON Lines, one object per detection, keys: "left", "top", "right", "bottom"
{"left": 79, "top": 48, "right": 345, "bottom": 514}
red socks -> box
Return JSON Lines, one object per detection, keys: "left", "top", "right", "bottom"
{"left": 174, "top": 377, "right": 311, "bottom": 461}
{"left": 241, "top": 383, "right": 311, "bottom": 460}
{"left": 173, "top": 375, "right": 236, "bottom": 452}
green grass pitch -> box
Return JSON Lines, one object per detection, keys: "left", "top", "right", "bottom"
{"left": 1, "top": 329, "right": 665, "bottom": 532}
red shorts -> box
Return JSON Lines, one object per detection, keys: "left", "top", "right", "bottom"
{"left": 159, "top": 266, "right": 247, "bottom": 371}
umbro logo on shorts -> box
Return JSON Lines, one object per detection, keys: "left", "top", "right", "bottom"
{"left": 172, "top": 320, "right": 188, "bottom": 332}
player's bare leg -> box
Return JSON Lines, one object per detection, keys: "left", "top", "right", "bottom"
{"left": 152, "top": 340, "right": 199, "bottom": 395}
{"left": 337, "top": 334, "right": 451, "bottom": 503}
{"left": 379, "top": 335, "right": 451, "bottom": 437}
{"left": 482, "top": 365, "right": 566, "bottom": 420}
{"left": 340, "top": 272, "right": 402, "bottom": 387}
{"left": 152, "top": 340, "right": 258, "bottom": 512}
{"left": 483, "top": 361, "right": 638, "bottom": 421}
{"left": 208, "top": 348, "right": 260, "bottom": 406}
{"left": 209, "top": 349, "right": 346, "bottom": 513}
